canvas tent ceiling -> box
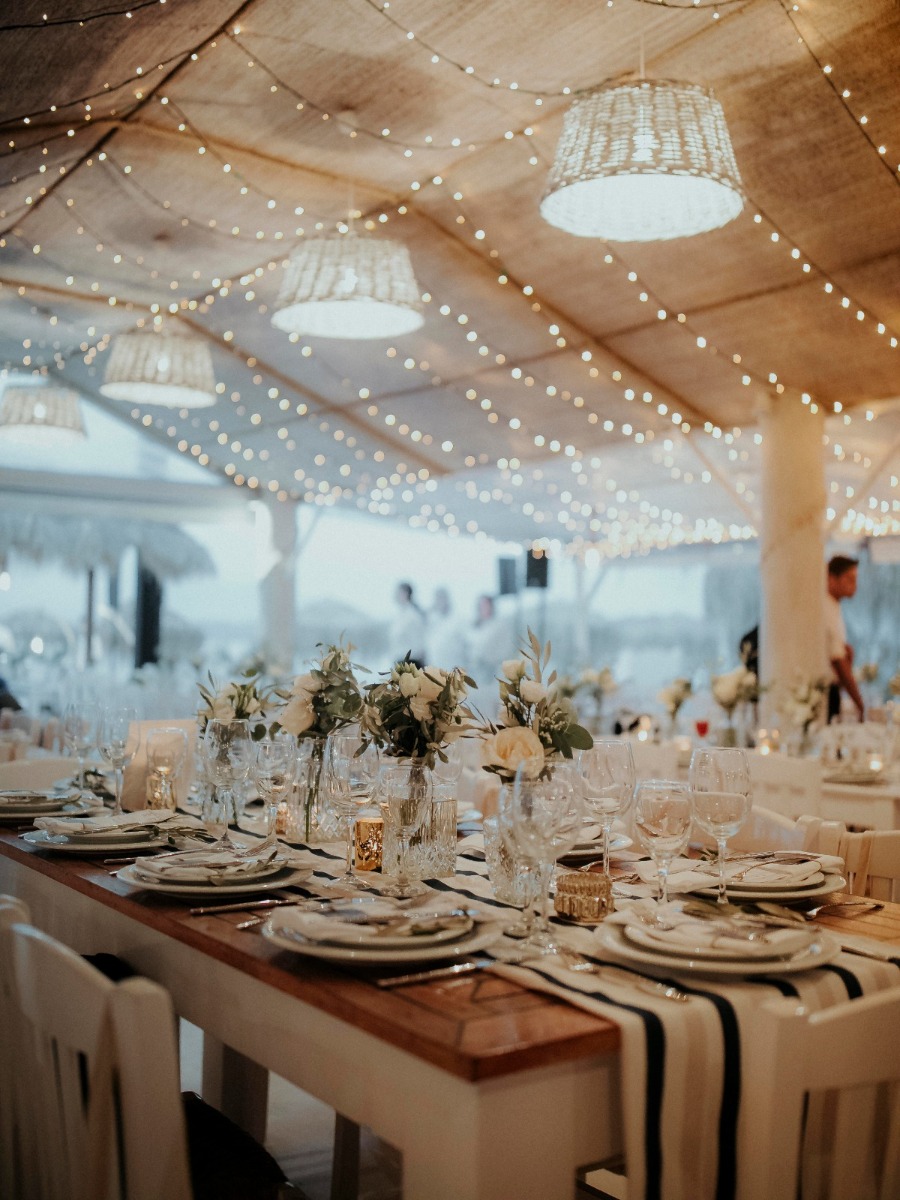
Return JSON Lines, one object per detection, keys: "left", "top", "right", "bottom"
{"left": 0, "top": 0, "right": 899, "bottom": 556}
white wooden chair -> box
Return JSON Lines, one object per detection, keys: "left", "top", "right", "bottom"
{"left": 742, "top": 988, "right": 900, "bottom": 1200}
{"left": 0, "top": 755, "right": 75, "bottom": 790}
{"left": 747, "top": 751, "right": 822, "bottom": 819}
{"left": 729, "top": 805, "right": 845, "bottom": 855}
{"left": 0, "top": 896, "right": 31, "bottom": 1200}
{"left": 10, "top": 921, "right": 302, "bottom": 1200}
{"left": 837, "top": 829, "right": 900, "bottom": 901}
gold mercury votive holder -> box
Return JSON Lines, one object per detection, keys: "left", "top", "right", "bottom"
{"left": 354, "top": 816, "right": 384, "bottom": 872}
{"left": 554, "top": 871, "right": 614, "bottom": 923}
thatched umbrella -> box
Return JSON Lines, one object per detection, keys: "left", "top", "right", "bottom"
{"left": 0, "top": 513, "right": 214, "bottom": 663}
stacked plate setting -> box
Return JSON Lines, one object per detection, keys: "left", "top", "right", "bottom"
{"left": 0, "top": 789, "right": 102, "bottom": 824}
{"left": 263, "top": 899, "right": 503, "bottom": 965}
{"left": 116, "top": 844, "right": 311, "bottom": 897}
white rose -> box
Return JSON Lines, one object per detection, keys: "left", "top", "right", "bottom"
{"left": 502, "top": 659, "right": 527, "bottom": 682}
{"left": 292, "top": 672, "right": 321, "bottom": 696}
{"left": 399, "top": 672, "right": 420, "bottom": 697}
{"left": 481, "top": 725, "right": 544, "bottom": 778}
{"left": 519, "top": 680, "right": 547, "bottom": 705}
{"left": 211, "top": 694, "right": 236, "bottom": 721}
{"left": 418, "top": 668, "right": 447, "bottom": 703}
{"left": 410, "top": 694, "right": 433, "bottom": 722}
{"left": 279, "top": 694, "right": 315, "bottom": 736}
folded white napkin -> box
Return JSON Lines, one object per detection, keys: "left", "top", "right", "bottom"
{"left": 606, "top": 900, "right": 812, "bottom": 958}
{"left": 634, "top": 853, "right": 842, "bottom": 895}
{"left": 34, "top": 810, "right": 205, "bottom": 837}
{"left": 133, "top": 845, "right": 282, "bottom": 883}
{"left": 288, "top": 908, "right": 475, "bottom": 946}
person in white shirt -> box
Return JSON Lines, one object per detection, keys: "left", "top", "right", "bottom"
{"left": 825, "top": 555, "right": 864, "bottom": 723}
{"left": 426, "top": 588, "right": 465, "bottom": 670}
{"left": 390, "top": 581, "right": 427, "bottom": 668}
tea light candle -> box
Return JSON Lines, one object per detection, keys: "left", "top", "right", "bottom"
{"left": 757, "top": 729, "right": 771, "bottom": 755}
{"left": 869, "top": 756, "right": 884, "bottom": 773}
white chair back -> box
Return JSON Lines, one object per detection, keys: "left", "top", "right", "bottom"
{"left": 0, "top": 756, "right": 75, "bottom": 790}
{"left": 837, "top": 829, "right": 900, "bottom": 901}
{"left": 0, "top": 710, "right": 41, "bottom": 743}
{"left": 743, "top": 988, "right": 900, "bottom": 1200}
{"left": 747, "top": 751, "right": 821, "bottom": 819}
{"left": 11, "top": 923, "right": 193, "bottom": 1200}
{"left": 0, "top": 896, "right": 31, "bottom": 1200}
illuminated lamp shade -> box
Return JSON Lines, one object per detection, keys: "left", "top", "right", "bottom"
{"left": 540, "top": 79, "right": 744, "bottom": 242}
{"left": 271, "top": 233, "right": 424, "bottom": 339}
{"left": 100, "top": 330, "right": 217, "bottom": 407}
{"left": 0, "top": 386, "right": 85, "bottom": 444}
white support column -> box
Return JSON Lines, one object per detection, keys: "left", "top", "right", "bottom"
{"left": 258, "top": 499, "right": 298, "bottom": 674}
{"left": 758, "top": 395, "right": 826, "bottom": 713}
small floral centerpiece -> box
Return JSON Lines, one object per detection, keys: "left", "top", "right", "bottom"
{"left": 359, "top": 660, "right": 474, "bottom": 770}
{"left": 780, "top": 676, "right": 828, "bottom": 755}
{"left": 658, "top": 677, "right": 693, "bottom": 727}
{"left": 576, "top": 666, "right": 616, "bottom": 705}
{"left": 710, "top": 664, "right": 759, "bottom": 747}
{"left": 271, "top": 642, "right": 364, "bottom": 840}
{"left": 856, "top": 663, "right": 879, "bottom": 686}
{"left": 480, "top": 630, "right": 593, "bottom": 782}
{"left": 197, "top": 672, "right": 271, "bottom": 740}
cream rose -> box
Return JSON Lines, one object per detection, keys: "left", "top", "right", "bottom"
{"left": 399, "top": 671, "right": 420, "bottom": 697}
{"left": 409, "top": 694, "right": 433, "bottom": 722}
{"left": 279, "top": 694, "right": 315, "bottom": 736}
{"left": 481, "top": 725, "right": 544, "bottom": 778}
{"left": 417, "top": 667, "right": 447, "bottom": 703}
{"left": 502, "top": 658, "right": 527, "bottom": 682}
{"left": 519, "top": 680, "right": 547, "bottom": 706}
{"left": 292, "top": 671, "right": 322, "bottom": 696}
{"left": 210, "top": 693, "right": 236, "bottom": 721}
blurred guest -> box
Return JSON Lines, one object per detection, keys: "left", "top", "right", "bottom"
{"left": 826, "top": 555, "right": 864, "bottom": 723}
{"left": 0, "top": 674, "right": 21, "bottom": 711}
{"left": 465, "top": 594, "right": 501, "bottom": 693}
{"left": 427, "top": 588, "right": 465, "bottom": 669}
{"left": 390, "top": 581, "right": 427, "bottom": 668}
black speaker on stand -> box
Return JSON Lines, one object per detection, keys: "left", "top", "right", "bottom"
{"left": 498, "top": 557, "right": 519, "bottom": 596}
{"left": 525, "top": 550, "right": 549, "bottom": 589}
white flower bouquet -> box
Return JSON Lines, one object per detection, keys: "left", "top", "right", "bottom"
{"left": 711, "top": 665, "right": 759, "bottom": 719}
{"left": 197, "top": 672, "right": 271, "bottom": 740}
{"left": 272, "top": 642, "right": 363, "bottom": 743}
{"left": 359, "top": 660, "right": 474, "bottom": 770}
{"left": 658, "top": 677, "right": 693, "bottom": 720}
{"left": 781, "top": 676, "right": 828, "bottom": 734}
{"left": 479, "top": 630, "right": 593, "bottom": 782}
{"left": 575, "top": 666, "right": 616, "bottom": 706}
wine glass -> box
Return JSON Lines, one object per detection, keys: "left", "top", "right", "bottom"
{"left": 254, "top": 737, "right": 296, "bottom": 845}
{"left": 96, "top": 707, "right": 139, "bottom": 816}
{"left": 202, "top": 719, "right": 252, "bottom": 849}
{"left": 504, "top": 763, "right": 584, "bottom": 959}
{"left": 376, "top": 762, "right": 432, "bottom": 898}
{"left": 63, "top": 701, "right": 99, "bottom": 797}
{"left": 145, "top": 727, "right": 188, "bottom": 812}
{"left": 324, "top": 734, "right": 380, "bottom": 888}
{"left": 689, "top": 747, "right": 752, "bottom": 905}
{"left": 633, "top": 780, "right": 692, "bottom": 910}
{"left": 579, "top": 739, "right": 635, "bottom": 887}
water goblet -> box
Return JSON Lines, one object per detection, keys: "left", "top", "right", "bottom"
{"left": 253, "top": 736, "right": 296, "bottom": 845}
{"left": 145, "top": 727, "right": 188, "bottom": 813}
{"left": 63, "top": 701, "right": 99, "bottom": 797}
{"left": 689, "top": 747, "right": 752, "bottom": 904}
{"left": 96, "top": 707, "right": 139, "bottom": 816}
{"left": 633, "top": 780, "right": 692, "bottom": 910}
{"left": 324, "top": 734, "right": 380, "bottom": 887}
{"left": 202, "top": 718, "right": 252, "bottom": 849}
{"left": 377, "top": 761, "right": 432, "bottom": 898}
{"left": 579, "top": 739, "right": 635, "bottom": 887}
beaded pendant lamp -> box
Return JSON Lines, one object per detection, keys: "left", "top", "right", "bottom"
{"left": 540, "top": 79, "right": 744, "bottom": 242}
{"left": 0, "top": 386, "right": 85, "bottom": 444}
{"left": 100, "top": 329, "right": 217, "bottom": 408}
{"left": 271, "top": 233, "right": 424, "bottom": 339}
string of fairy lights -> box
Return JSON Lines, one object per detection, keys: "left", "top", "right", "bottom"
{"left": 0, "top": 0, "right": 898, "bottom": 552}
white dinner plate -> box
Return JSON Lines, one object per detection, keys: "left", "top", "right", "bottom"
{"left": 0, "top": 797, "right": 103, "bottom": 824}
{"left": 284, "top": 910, "right": 475, "bottom": 950}
{"left": 263, "top": 911, "right": 504, "bottom": 964}
{"left": 598, "top": 922, "right": 841, "bottom": 976}
{"left": 22, "top": 829, "right": 170, "bottom": 854}
{"left": 622, "top": 921, "right": 815, "bottom": 962}
{"left": 695, "top": 873, "right": 847, "bottom": 902}
{"left": 560, "top": 834, "right": 632, "bottom": 863}
{"left": 694, "top": 869, "right": 826, "bottom": 894}
{"left": 116, "top": 863, "right": 312, "bottom": 897}
{"left": 823, "top": 770, "right": 884, "bottom": 787}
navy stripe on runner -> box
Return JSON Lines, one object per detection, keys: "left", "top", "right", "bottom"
{"left": 526, "top": 962, "right": 666, "bottom": 1200}
{"left": 822, "top": 963, "right": 863, "bottom": 999}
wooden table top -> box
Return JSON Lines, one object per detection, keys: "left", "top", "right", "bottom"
{"left": 4, "top": 829, "right": 900, "bottom": 1085}
{"left": 0, "top": 828, "right": 621, "bottom": 1084}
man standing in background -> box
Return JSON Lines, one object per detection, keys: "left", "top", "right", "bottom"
{"left": 826, "top": 555, "right": 865, "bottom": 723}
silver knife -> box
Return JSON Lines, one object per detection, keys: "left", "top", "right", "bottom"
{"left": 375, "top": 957, "right": 494, "bottom": 988}
{"left": 189, "top": 897, "right": 303, "bottom": 917}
